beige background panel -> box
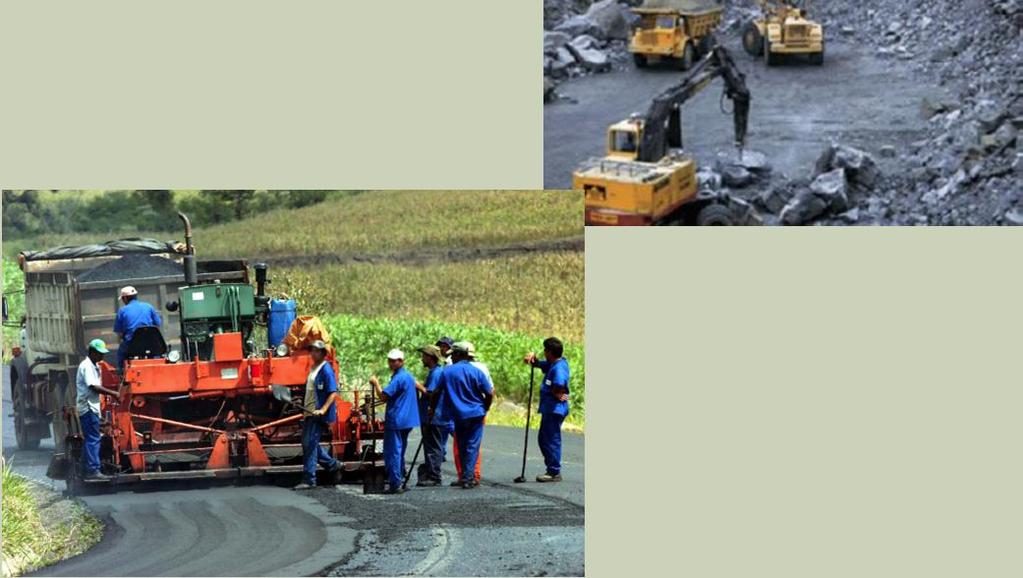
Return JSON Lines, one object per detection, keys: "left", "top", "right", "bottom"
{"left": 0, "top": 1, "right": 541, "bottom": 188}
{"left": 587, "top": 228, "right": 1022, "bottom": 577}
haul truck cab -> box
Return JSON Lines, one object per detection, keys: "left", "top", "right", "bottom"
{"left": 629, "top": 1, "right": 724, "bottom": 70}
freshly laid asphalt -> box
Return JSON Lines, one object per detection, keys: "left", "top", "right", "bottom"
{"left": 3, "top": 366, "right": 584, "bottom": 576}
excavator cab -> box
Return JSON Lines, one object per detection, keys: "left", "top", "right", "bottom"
{"left": 607, "top": 120, "right": 643, "bottom": 160}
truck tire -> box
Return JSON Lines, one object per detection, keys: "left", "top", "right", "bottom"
{"left": 696, "top": 203, "right": 736, "bottom": 226}
{"left": 811, "top": 41, "right": 824, "bottom": 65}
{"left": 679, "top": 42, "right": 696, "bottom": 70}
{"left": 12, "top": 388, "right": 41, "bottom": 450}
{"left": 764, "top": 38, "right": 777, "bottom": 66}
{"left": 743, "top": 22, "right": 764, "bottom": 57}
{"left": 633, "top": 53, "right": 648, "bottom": 68}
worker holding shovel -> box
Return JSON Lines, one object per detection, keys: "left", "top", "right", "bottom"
{"left": 415, "top": 345, "right": 448, "bottom": 486}
{"left": 370, "top": 349, "right": 420, "bottom": 494}
{"left": 293, "top": 340, "right": 341, "bottom": 490}
{"left": 524, "top": 337, "right": 570, "bottom": 482}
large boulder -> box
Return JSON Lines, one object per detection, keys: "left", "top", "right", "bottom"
{"left": 544, "top": 30, "right": 572, "bottom": 53}
{"left": 582, "top": 0, "right": 631, "bottom": 40}
{"left": 555, "top": 15, "right": 608, "bottom": 40}
{"left": 814, "top": 144, "right": 882, "bottom": 192}
{"left": 780, "top": 189, "right": 829, "bottom": 225}
{"left": 719, "top": 164, "right": 754, "bottom": 188}
{"left": 809, "top": 168, "right": 850, "bottom": 212}
{"left": 566, "top": 35, "right": 611, "bottom": 72}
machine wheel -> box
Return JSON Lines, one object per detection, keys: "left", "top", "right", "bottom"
{"left": 743, "top": 22, "right": 764, "bottom": 56}
{"left": 697, "top": 34, "right": 714, "bottom": 57}
{"left": 678, "top": 42, "right": 696, "bottom": 70}
{"left": 764, "top": 38, "right": 777, "bottom": 66}
{"left": 696, "top": 203, "right": 736, "bottom": 226}
{"left": 12, "top": 388, "right": 41, "bottom": 451}
{"left": 632, "top": 53, "right": 647, "bottom": 68}
{"left": 811, "top": 42, "right": 824, "bottom": 65}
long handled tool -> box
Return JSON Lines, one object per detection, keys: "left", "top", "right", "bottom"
{"left": 270, "top": 384, "right": 317, "bottom": 416}
{"left": 401, "top": 438, "right": 424, "bottom": 490}
{"left": 513, "top": 364, "right": 537, "bottom": 483}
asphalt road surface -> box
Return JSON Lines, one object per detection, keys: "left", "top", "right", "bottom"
{"left": 544, "top": 35, "right": 945, "bottom": 189}
{"left": 3, "top": 366, "right": 584, "bottom": 576}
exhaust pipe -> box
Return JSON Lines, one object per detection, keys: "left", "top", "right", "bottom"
{"left": 254, "top": 263, "right": 269, "bottom": 298}
{"left": 177, "top": 212, "right": 198, "bottom": 286}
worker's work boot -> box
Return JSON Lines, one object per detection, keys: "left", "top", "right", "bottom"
{"left": 383, "top": 486, "right": 405, "bottom": 495}
{"left": 535, "top": 473, "right": 562, "bottom": 483}
{"left": 84, "top": 471, "right": 110, "bottom": 481}
{"left": 416, "top": 478, "right": 440, "bottom": 487}
{"left": 292, "top": 482, "right": 315, "bottom": 491}
{"left": 449, "top": 480, "right": 463, "bottom": 487}
{"left": 461, "top": 480, "right": 478, "bottom": 489}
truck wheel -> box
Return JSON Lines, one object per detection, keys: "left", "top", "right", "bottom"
{"left": 811, "top": 42, "right": 824, "bottom": 65}
{"left": 743, "top": 22, "right": 764, "bottom": 57}
{"left": 632, "top": 53, "right": 647, "bottom": 68}
{"left": 696, "top": 203, "right": 736, "bottom": 226}
{"left": 679, "top": 42, "right": 696, "bottom": 70}
{"left": 13, "top": 390, "right": 41, "bottom": 450}
{"left": 764, "top": 38, "right": 776, "bottom": 66}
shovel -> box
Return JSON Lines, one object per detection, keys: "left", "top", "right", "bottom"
{"left": 513, "top": 365, "right": 537, "bottom": 483}
{"left": 270, "top": 384, "right": 317, "bottom": 416}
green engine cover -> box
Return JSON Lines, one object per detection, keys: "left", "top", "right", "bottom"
{"left": 179, "top": 284, "right": 255, "bottom": 321}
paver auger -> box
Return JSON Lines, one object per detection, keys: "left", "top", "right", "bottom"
{"left": 46, "top": 214, "right": 388, "bottom": 494}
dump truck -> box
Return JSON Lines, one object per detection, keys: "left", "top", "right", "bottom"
{"left": 574, "top": 41, "right": 753, "bottom": 226}
{"left": 6, "top": 214, "right": 388, "bottom": 494}
{"left": 629, "top": 0, "right": 725, "bottom": 70}
{"left": 742, "top": 0, "right": 824, "bottom": 65}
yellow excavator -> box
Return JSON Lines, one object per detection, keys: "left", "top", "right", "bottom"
{"left": 742, "top": 0, "right": 824, "bottom": 65}
{"left": 574, "top": 41, "right": 752, "bottom": 226}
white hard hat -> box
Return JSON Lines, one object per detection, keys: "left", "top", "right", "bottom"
{"left": 120, "top": 286, "right": 138, "bottom": 297}
{"left": 387, "top": 349, "right": 404, "bottom": 360}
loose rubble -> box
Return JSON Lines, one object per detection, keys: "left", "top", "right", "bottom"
{"left": 544, "top": 1, "right": 639, "bottom": 99}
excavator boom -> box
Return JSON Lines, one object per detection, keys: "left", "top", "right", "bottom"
{"left": 636, "top": 40, "right": 750, "bottom": 162}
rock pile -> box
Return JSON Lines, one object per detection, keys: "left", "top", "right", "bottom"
{"left": 810, "top": 0, "right": 1023, "bottom": 224}
{"left": 544, "top": 0, "right": 639, "bottom": 98}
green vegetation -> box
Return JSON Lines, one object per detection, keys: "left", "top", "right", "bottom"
{"left": 1, "top": 190, "right": 338, "bottom": 243}
{"left": 324, "top": 315, "right": 584, "bottom": 429}
{"left": 2, "top": 259, "right": 25, "bottom": 362}
{"left": 274, "top": 252, "right": 584, "bottom": 343}
{"left": 2, "top": 190, "right": 582, "bottom": 259}
{"left": 1, "top": 461, "right": 103, "bottom": 575}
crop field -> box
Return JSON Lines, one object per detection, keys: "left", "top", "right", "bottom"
{"left": 3, "top": 190, "right": 583, "bottom": 259}
{"left": 324, "top": 315, "right": 585, "bottom": 429}
{"left": 272, "top": 252, "right": 584, "bottom": 343}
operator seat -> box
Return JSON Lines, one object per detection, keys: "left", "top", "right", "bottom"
{"left": 121, "top": 326, "right": 168, "bottom": 360}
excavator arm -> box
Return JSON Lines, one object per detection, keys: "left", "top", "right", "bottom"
{"left": 636, "top": 40, "right": 750, "bottom": 163}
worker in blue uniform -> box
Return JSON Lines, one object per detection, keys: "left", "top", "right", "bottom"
{"left": 371, "top": 348, "right": 421, "bottom": 494}
{"left": 113, "top": 285, "right": 162, "bottom": 370}
{"left": 294, "top": 340, "right": 341, "bottom": 490}
{"left": 415, "top": 344, "right": 448, "bottom": 486}
{"left": 524, "top": 337, "right": 570, "bottom": 482}
{"left": 429, "top": 342, "right": 493, "bottom": 489}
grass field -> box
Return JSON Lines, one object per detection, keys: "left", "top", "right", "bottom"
{"left": 2, "top": 190, "right": 583, "bottom": 259}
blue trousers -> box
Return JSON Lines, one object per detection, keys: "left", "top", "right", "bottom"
{"left": 80, "top": 410, "right": 102, "bottom": 475}
{"left": 384, "top": 428, "right": 412, "bottom": 489}
{"left": 538, "top": 413, "right": 565, "bottom": 475}
{"left": 301, "top": 418, "right": 338, "bottom": 485}
{"left": 453, "top": 416, "right": 485, "bottom": 483}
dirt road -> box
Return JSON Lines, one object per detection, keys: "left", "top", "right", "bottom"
{"left": 4, "top": 367, "right": 584, "bottom": 577}
{"left": 544, "top": 35, "right": 948, "bottom": 189}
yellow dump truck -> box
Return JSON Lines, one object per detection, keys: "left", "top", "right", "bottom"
{"left": 742, "top": 0, "right": 824, "bottom": 65}
{"left": 629, "top": 0, "right": 724, "bottom": 70}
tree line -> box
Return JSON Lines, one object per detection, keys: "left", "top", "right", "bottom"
{"left": 2, "top": 190, "right": 340, "bottom": 239}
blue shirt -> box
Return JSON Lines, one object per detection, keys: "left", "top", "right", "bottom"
{"left": 383, "top": 367, "right": 420, "bottom": 430}
{"left": 440, "top": 360, "right": 493, "bottom": 421}
{"left": 537, "top": 358, "right": 570, "bottom": 416}
{"left": 418, "top": 365, "right": 444, "bottom": 424}
{"left": 313, "top": 362, "right": 338, "bottom": 423}
{"left": 114, "top": 299, "right": 162, "bottom": 342}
